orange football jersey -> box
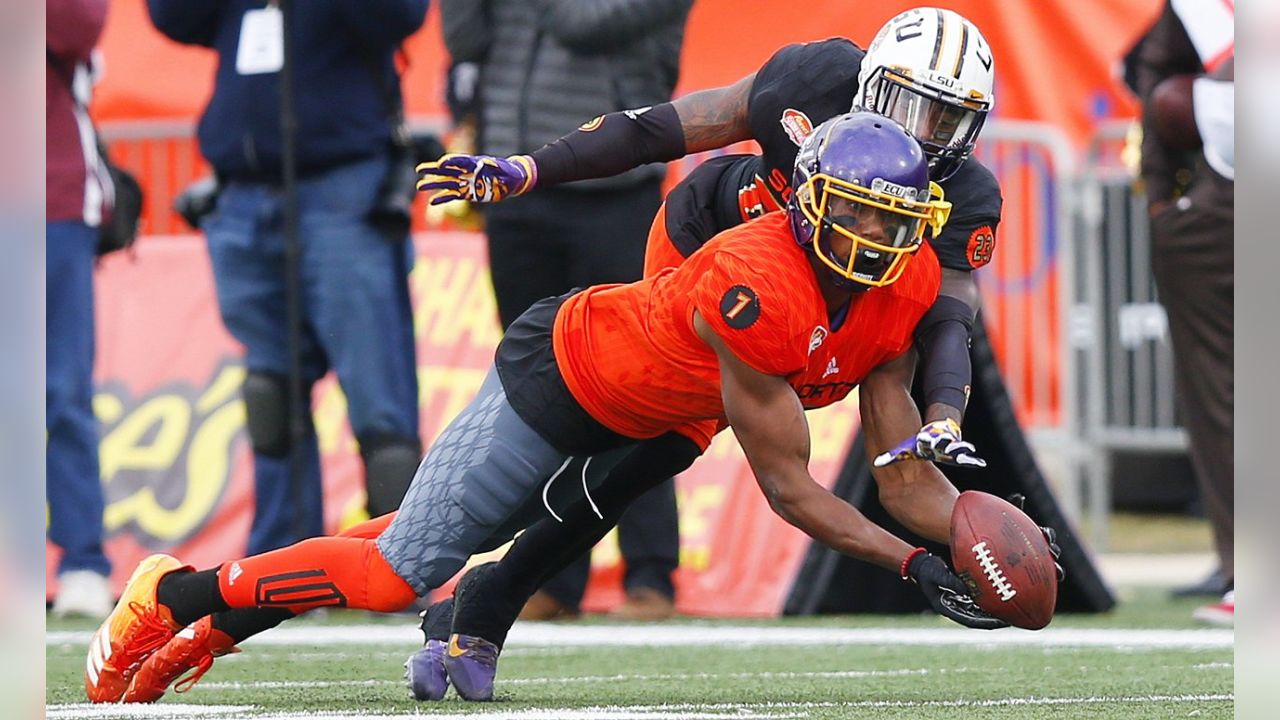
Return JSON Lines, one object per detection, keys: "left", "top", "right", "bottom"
{"left": 554, "top": 212, "right": 940, "bottom": 449}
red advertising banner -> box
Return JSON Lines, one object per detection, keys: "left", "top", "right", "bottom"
{"left": 48, "top": 232, "right": 857, "bottom": 617}
{"left": 95, "top": 0, "right": 1161, "bottom": 146}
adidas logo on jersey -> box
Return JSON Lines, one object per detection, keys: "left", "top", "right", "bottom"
{"left": 822, "top": 356, "right": 840, "bottom": 378}
{"left": 228, "top": 562, "right": 243, "bottom": 586}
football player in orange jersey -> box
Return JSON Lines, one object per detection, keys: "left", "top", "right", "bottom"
{"left": 89, "top": 113, "right": 1004, "bottom": 707}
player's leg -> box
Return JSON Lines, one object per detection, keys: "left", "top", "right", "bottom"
{"left": 435, "top": 431, "right": 702, "bottom": 701}
{"left": 156, "top": 369, "right": 573, "bottom": 620}
{"left": 514, "top": 180, "right": 661, "bottom": 620}
{"left": 123, "top": 513, "right": 400, "bottom": 702}
{"left": 90, "top": 368, "right": 575, "bottom": 701}
{"left": 613, "top": 479, "right": 680, "bottom": 619}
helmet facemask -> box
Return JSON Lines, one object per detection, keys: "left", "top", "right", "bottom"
{"left": 863, "top": 66, "right": 990, "bottom": 182}
{"left": 856, "top": 8, "right": 997, "bottom": 182}
{"left": 794, "top": 171, "right": 951, "bottom": 289}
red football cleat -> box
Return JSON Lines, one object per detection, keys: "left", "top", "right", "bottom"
{"left": 124, "top": 615, "right": 239, "bottom": 703}
{"left": 84, "top": 554, "right": 191, "bottom": 703}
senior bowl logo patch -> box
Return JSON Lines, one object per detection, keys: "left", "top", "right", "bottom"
{"left": 966, "top": 225, "right": 996, "bottom": 268}
{"left": 719, "top": 285, "right": 761, "bottom": 329}
{"left": 780, "top": 109, "right": 814, "bottom": 147}
{"left": 808, "top": 326, "right": 829, "bottom": 354}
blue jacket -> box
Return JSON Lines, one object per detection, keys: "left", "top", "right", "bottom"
{"left": 148, "top": 0, "right": 428, "bottom": 180}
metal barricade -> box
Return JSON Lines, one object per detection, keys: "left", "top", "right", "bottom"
{"left": 967, "top": 123, "right": 1096, "bottom": 540}
{"left": 1073, "top": 120, "right": 1189, "bottom": 546}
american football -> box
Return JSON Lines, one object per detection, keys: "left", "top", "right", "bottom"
{"left": 950, "top": 491, "right": 1058, "bottom": 630}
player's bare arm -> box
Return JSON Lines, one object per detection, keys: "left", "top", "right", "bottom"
{"left": 693, "top": 310, "right": 914, "bottom": 571}
{"left": 859, "top": 350, "right": 960, "bottom": 544}
{"left": 669, "top": 72, "right": 757, "bottom": 153}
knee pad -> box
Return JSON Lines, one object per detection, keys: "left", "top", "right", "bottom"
{"left": 361, "top": 435, "right": 422, "bottom": 517}
{"left": 243, "top": 371, "right": 292, "bottom": 457}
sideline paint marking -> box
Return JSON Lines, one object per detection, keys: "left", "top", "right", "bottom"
{"left": 193, "top": 668, "right": 928, "bottom": 691}
{"left": 47, "top": 624, "right": 1234, "bottom": 649}
{"left": 45, "top": 694, "right": 1236, "bottom": 720}
{"left": 47, "top": 705, "right": 253, "bottom": 719}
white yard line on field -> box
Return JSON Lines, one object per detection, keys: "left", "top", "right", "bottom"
{"left": 46, "top": 694, "right": 1235, "bottom": 720}
{"left": 47, "top": 623, "right": 1234, "bottom": 650}
{"left": 47, "top": 705, "right": 254, "bottom": 719}
{"left": 192, "top": 667, "right": 929, "bottom": 691}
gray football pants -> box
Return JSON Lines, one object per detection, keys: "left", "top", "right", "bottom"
{"left": 376, "top": 367, "right": 632, "bottom": 595}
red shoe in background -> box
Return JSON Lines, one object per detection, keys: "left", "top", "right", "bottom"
{"left": 1192, "top": 590, "right": 1234, "bottom": 626}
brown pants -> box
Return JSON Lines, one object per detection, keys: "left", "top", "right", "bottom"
{"left": 1148, "top": 168, "right": 1234, "bottom": 582}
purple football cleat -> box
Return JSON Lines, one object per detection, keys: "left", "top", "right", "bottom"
{"left": 404, "top": 638, "right": 449, "bottom": 701}
{"left": 443, "top": 633, "right": 500, "bottom": 701}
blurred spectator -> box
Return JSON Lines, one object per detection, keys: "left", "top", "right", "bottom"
{"left": 46, "top": 0, "right": 114, "bottom": 619}
{"left": 1127, "top": 0, "right": 1233, "bottom": 622}
{"left": 440, "top": 0, "right": 692, "bottom": 620}
{"left": 146, "top": 0, "right": 429, "bottom": 553}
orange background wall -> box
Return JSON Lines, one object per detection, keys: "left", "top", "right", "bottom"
{"left": 95, "top": 0, "right": 1162, "bottom": 144}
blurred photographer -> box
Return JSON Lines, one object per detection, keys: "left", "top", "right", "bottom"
{"left": 147, "top": 0, "right": 428, "bottom": 553}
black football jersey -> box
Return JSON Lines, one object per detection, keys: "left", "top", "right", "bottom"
{"left": 700, "top": 37, "right": 1006, "bottom": 272}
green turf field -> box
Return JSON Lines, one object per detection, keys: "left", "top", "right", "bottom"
{"left": 46, "top": 587, "right": 1233, "bottom": 719}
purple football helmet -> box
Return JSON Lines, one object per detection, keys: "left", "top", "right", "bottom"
{"left": 788, "top": 111, "right": 951, "bottom": 290}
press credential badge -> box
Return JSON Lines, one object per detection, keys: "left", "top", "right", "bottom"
{"left": 235, "top": 5, "right": 284, "bottom": 75}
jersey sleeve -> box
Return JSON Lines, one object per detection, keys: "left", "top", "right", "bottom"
{"left": 747, "top": 38, "right": 865, "bottom": 178}
{"left": 691, "top": 250, "right": 808, "bottom": 377}
{"left": 931, "top": 158, "right": 1004, "bottom": 271}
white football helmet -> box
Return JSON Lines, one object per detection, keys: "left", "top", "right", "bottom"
{"left": 858, "top": 8, "right": 996, "bottom": 181}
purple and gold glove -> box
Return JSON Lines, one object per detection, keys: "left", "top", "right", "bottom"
{"left": 873, "top": 418, "right": 987, "bottom": 468}
{"left": 416, "top": 153, "right": 537, "bottom": 205}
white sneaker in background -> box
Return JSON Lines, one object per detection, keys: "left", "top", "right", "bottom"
{"left": 1192, "top": 589, "right": 1234, "bottom": 626}
{"left": 52, "top": 570, "right": 114, "bottom": 619}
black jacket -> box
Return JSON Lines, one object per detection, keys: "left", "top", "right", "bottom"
{"left": 442, "top": 0, "right": 691, "bottom": 191}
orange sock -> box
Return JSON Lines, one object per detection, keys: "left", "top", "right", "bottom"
{"left": 217, "top": 536, "right": 416, "bottom": 614}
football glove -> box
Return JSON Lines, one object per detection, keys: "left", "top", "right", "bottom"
{"left": 905, "top": 551, "right": 1009, "bottom": 630}
{"left": 873, "top": 418, "right": 986, "bottom": 468}
{"left": 1006, "top": 494, "right": 1066, "bottom": 582}
{"left": 416, "top": 153, "right": 537, "bottom": 205}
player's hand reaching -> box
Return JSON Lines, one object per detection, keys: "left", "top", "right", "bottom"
{"left": 416, "top": 153, "right": 537, "bottom": 205}
{"left": 873, "top": 418, "right": 986, "bottom": 468}
{"left": 904, "top": 550, "right": 1009, "bottom": 630}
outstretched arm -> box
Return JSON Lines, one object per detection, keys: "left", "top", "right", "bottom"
{"left": 528, "top": 73, "right": 756, "bottom": 185}
{"left": 417, "top": 72, "right": 756, "bottom": 203}
{"left": 859, "top": 350, "right": 960, "bottom": 545}
{"left": 694, "top": 311, "right": 914, "bottom": 571}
